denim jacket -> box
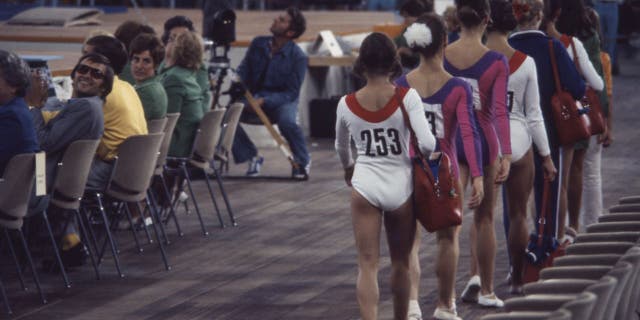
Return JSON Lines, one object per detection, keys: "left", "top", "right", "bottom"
{"left": 237, "top": 36, "right": 307, "bottom": 110}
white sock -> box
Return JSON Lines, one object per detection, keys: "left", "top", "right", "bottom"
{"left": 408, "top": 300, "right": 422, "bottom": 316}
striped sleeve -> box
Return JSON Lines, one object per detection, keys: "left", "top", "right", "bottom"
{"left": 492, "top": 57, "right": 512, "bottom": 155}
{"left": 453, "top": 83, "right": 483, "bottom": 177}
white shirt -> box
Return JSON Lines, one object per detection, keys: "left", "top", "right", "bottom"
{"left": 564, "top": 36, "right": 604, "bottom": 91}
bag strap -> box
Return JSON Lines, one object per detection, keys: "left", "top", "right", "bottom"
{"left": 568, "top": 37, "right": 585, "bottom": 78}
{"left": 548, "top": 40, "right": 563, "bottom": 94}
{"left": 396, "top": 87, "right": 426, "bottom": 162}
{"left": 536, "top": 179, "right": 551, "bottom": 245}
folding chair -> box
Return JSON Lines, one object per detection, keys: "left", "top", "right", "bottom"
{"left": 169, "top": 109, "right": 236, "bottom": 236}
{"left": 84, "top": 133, "right": 168, "bottom": 277}
{"left": 215, "top": 102, "right": 244, "bottom": 173}
{"left": 47, "top": 139, "right": 100, "bottom": 280}
{"left": 147, "top": 117, "right": 168, "bottom": 134}
{"left": 0, "top": 153, "right": 46, "bottom": 304}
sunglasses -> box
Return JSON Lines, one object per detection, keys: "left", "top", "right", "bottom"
{"left": 76, "top": 64, "right": 105, "bottom": 80}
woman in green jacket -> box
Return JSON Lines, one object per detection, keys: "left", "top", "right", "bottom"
{"left": 130, "top": 33, "right": 168, "bottom": 121}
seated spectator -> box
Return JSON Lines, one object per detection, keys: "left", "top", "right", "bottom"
{"left": 114, "top": 20, "right": 156, "bottom": 85}
{"left": 0, "top": 50, "right": 39, "bottom": 176}
{"left": 158, "top": 30, "right": 205, "bottom": 158}
{"left": 82, "top": 35, "right": 148, "bottom": 191}
{"left": 28, "top": 53, "right": 113, "bottom": 268}
{"left": 129, "top": 33, "right": 168, "bottom": 120}
{"left": 160, "top": 15, "right": 211, "bottom": 112}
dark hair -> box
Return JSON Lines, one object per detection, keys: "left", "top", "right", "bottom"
{"left": 162, "top": 15, "right": 195, "bottom": 45}
{"left": 455, "top": 0, "right": 490, "bottom": 28}
{"left": 72, "top": 52, "right": 115, "bottom": 99}
{"left": 400, "top": 0, "right": 434, "bottom": 17}
{"left": 286, "top": 7, "right": 306, "bottom": 39}
{"left": 129, "top": 33, "right": 165, "bottom": 66}
{"left": 114, "top": 20, "right": 156, "bottom": 51}
{"left": 409, "top": 13, "right": 447, "bottom": 59}
{"left": 487, "top": 0, "right": 517, "bottom": 33}
{"left": 84, "top": 35, "right": 128, "bottom": 74}
{"left": 353, "top": 32, "right": 402, "bottom": 80}
{"left": 552, "top": 0, "right": 595, "bottom": 40}
{"left": 0, "top": 50, "right": 30, "bottom": 98}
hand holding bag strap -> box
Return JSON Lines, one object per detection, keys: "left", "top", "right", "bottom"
{"left": 536, "top": 179, "right": 551, "bottom": 246}
{"left": 548, "top": 40, "right": 564, "bottom": 95}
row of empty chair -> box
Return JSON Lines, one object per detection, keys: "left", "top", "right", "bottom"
{"left": 481, "top": 200, "right": 640, "bottom": 320}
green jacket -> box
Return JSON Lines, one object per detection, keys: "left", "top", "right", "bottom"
{"left": 159, "top": 65, "right": 204, "bottom": 157}
{"left": 135, "top": 76, "right": 168, "bottom": 120}
{"left": 196, "top": 64, "right": 212, "bottom": 113}
{"left": 581, "top": 34, "right": 610, "bottom": 116}
{"left": 119, "top": 62, "right": 136, "bottom": 85}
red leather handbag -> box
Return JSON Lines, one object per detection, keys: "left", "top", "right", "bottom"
{"left": 568, "top": 38, "right": 606, "bottom": 135}
{"left": 548, "top": 40, "right": 591, "bottom": 146}
{"left": 398, "top": 89, "right": 462, "bottom": 232}
{"left": 523, "top": 180, "right": 567, "bottom": 283}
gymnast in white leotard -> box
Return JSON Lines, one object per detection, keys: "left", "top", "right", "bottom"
{"left": 334, "top": 32, "right": 435, "bottom": 320}
{"left": 486, "top": 0, "right": 556, "bottom": 293}
{"left": 335, "top": 88, "right": 435, "bottom": 211}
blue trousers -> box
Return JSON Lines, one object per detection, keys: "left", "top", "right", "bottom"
{"left": 594, "top": 2, "right": 619, "bottom": 66}
{"left": 232, "top": 99, "right": 310, "bottom": 167}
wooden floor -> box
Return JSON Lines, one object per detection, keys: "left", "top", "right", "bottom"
{"left": 2, "top": 54, "right": 640, "bottom": 320}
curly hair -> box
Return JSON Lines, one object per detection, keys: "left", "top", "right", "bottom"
{"left": 0, "top": 50, "right": 31, "bottom": 98}
{"left": 171, "top": 31, "right": 203, "bottom": 71}
{"left": 162, "top": 15, "right": 194, "bottom": 45}
{"left": 353, "top": 32, "right": 402, "bottom": 80}
{"left": 129, "top": 33, "right": 165, "bottom": 67}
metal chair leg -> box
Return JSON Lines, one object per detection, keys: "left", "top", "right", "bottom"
{"left": 212, "top": 167, "right": 237, "bottom": 226}
{"left": 138, "top": 201, "right": 170, "bottom": 271}
{"left": 147, "top": 190, "right": 170, "bottom": 245}
{"left": 122, "top": 203, "right": 144, "bottom": 253}
{"left": 0, "top": 275, "right": 11, "bottom": 315}
{"left": 2, "top": 228, "right": 27, "bottom": 291}
{"left": 75, "top": 209, "right": 100, "bottom": 280}
{"left": 80, "top": 206, "right": 100, "bottom": 263}
{"left": 160, "top": 172, "right": 183, "bottom": 237}
{"left": 15, "top": 229, "right": 47, "bottom": 304}
{"left": 181, "top": 164, "right": 209, "bottom": 236}
{"left": 201, "top": 168, "right": 225, "bottom": 228}
{"left": 41, "top": 210, "right": 71, "bottom": 288}
{"left": 95, "top": 193, "right": 125, "bottom": 278}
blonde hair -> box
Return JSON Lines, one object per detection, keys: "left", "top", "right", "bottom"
{"left": 171, "top": 31, "right": 203, "bottom": 71}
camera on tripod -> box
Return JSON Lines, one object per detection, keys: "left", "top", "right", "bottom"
{"left": 203, "top": 8, "right": 239, "bottom": 108}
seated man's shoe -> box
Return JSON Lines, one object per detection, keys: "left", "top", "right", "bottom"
{"left": 292, "top": 161, "right": 311, "bottom": 180}
{"left": 246, "top": 156, "right": 264, "bottom": 176}
{"left": 60, "top": 243, "right": 89, "bottom": 268}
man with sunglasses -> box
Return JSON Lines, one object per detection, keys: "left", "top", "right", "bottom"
{"left": 27, "top": 53, "right": 114, "bottom": 269}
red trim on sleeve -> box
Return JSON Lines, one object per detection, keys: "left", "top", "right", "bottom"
{"left": 344, "top": 87, "right": 409, "bottom": 123}
{"left": 559, "top": 34, "right": 572, "bottom": 48}
{"left": 508, "top": 51, "right": 527, "bottom": 75}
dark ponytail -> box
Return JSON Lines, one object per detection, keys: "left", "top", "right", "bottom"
{"left": 455, "top": 0, "right": 489, "bottom": 28}
{"left": 353, "top": 32, "right": 402, "bottom": 80}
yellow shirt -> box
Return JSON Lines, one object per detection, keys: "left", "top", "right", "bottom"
{"left": 97, "top": 76, "right": 148, "bottom": 160}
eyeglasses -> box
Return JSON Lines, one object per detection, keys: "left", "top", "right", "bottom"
{"left": 76, "top": 64, "right": 105, "bottom": 80}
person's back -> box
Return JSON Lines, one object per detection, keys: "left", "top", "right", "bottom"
{"left": 135, "top": 76, "right": 168, "bottom": 120}
{"left": 97, "top": 76, "right": 148, "bottom": 161}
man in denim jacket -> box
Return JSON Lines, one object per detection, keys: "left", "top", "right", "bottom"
{"left": 232, "top": 7, "right": 311, "bottom": 179}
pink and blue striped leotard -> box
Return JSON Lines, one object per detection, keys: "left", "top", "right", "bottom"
{"left": 396, "top": 76, "right": 483, "bottom": 179}
{"left": 444, "top": 51, "right": 511, "bottom": 166}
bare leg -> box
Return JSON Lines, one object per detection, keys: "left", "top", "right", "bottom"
{"left": 568, "top": 148, "right": 586, "bottom": 232}
{"left": 558, "top": 146, "right": 574, "bottom": 241}
{"left": 351, "top": 190, "right": 382, "bottom": 320}
{"left": 408, "top": 227, "right": 421, "bottom": 300}
{"left": 458, "top": 163, "right": 477, "bottom": 277}
{"left": 505, "top": 149, "right": 534, "bottom": 288}
{"left": 436, "top": 223, "right": 460, "bottom": 309}
{"left": 385, "top": 197, "right": 416, "bottom": 320}
{"left": 475, "top": 160, "right": 499, "bottom": 295}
